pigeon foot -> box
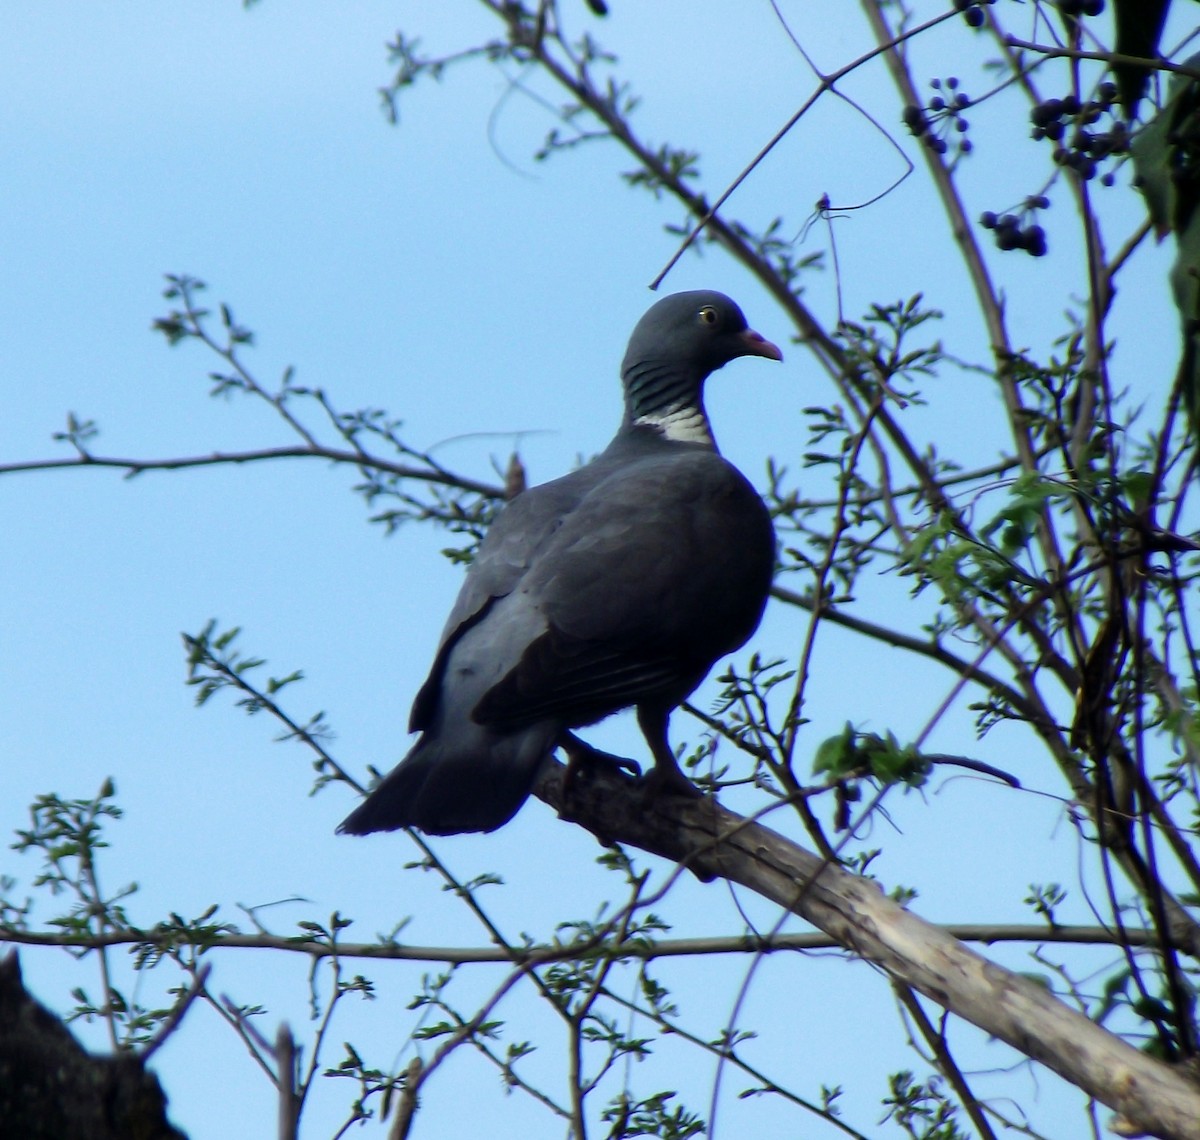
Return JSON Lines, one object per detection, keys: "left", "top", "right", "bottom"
{"left": 640, "top": 761, "right": 703, "bottom": 802}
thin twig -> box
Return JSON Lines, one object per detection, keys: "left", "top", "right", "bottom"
{"left": 140, "top": 962, "right": 213, "bottom": 1063}
{"left": 0, "top": 446, "right": 503, "bottom": 498}
{"left": 4, "top": 922, "right": 1182, "bottom": 959}
{"left": 649, "top": 7, "right": 956, "bottom": 287}
{"left": 893, "top": 983, "right": 999, "bottom": 1140}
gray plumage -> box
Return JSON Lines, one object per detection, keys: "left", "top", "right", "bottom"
{"left": 338, "top": 290, "right": 780, "bottom": 836}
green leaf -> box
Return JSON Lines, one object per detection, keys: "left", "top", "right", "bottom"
{"left": 1121, "top": 468, "right": 1155, "bottom": 507}
{"left": 812, "top": 723, "right": 856, "bottom": 777}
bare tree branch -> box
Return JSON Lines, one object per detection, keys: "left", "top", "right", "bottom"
{"left": 535, "top": 760, "right": 1200, "bottom": 1140}
{"left": 0, "top": 447, "right": 503, "bottom": 499}
{"left": 1, "top": 918, "right": 1178, "bottom": 962}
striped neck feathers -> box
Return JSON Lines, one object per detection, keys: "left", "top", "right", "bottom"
{"left": 623, "top": 360, "right": 715, "bottom": 446}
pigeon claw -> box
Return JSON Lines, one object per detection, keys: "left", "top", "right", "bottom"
{"left": 640, "top": 760, "right": 704, "bottom": 802}
{"left": 556, "top": 733, "right": 642, "bottom": 842}
{"left": 557, "top": 732, "right": 641, "bottom": 818}
{"left": 560, "top": 733, "right": 642, "bottom": 782}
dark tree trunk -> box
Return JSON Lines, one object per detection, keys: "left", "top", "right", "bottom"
{"left": 0, "top": 951, "right": 186, "bottom": 1140}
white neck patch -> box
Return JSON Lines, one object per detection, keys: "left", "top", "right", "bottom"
{"left": 633, "top": 405, "right": 714, "bottom": 445}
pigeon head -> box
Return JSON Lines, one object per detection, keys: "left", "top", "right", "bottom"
{"left": 620, "top": 290, "right": 781, "bottom": 444}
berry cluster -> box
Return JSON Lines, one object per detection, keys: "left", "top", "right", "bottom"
{"left": 1030, "top": 82, "right": 1128, "bottom": 186}
{"left": 980, "top": 196, "right": 1050, "bottom": 257}
{"left": 952, "top": 0, "right": 996, "bottom": 28}
{"left": 903, "top": 77, "right": 972, "bottom": 158}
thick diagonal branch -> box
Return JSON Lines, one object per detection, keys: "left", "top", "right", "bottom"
{"left": 535, "top": 759, "right": 1200, "bottom": 1140}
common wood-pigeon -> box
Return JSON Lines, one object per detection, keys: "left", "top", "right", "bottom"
{"left": 339, "top": 290, "right": 780, "bottom": 836}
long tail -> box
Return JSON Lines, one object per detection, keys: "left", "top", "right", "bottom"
{"left": 337, "top": 725, "right": 557, "bottom": 836}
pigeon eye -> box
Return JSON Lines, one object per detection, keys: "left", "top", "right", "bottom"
{"left": 698, "top": 306, "right": 718, "bottom": 326}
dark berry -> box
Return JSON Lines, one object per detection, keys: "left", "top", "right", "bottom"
{"left": 954, "top": 93, "right": 970, "bottom": 109}
{"left": 981, "top": 210, "right": 998, "bottom": 228}
{"left": 929, "top": 137, "right": 949, "bottom": 155}
{"left": 930, "top": 95, "right": 946, "bottom": 111}
{"left": 1101, "top": 171, "right": 1115, "bottom": 187}
{"left": 1032, "top": 100, "right": 1064, "bottom": 128}
{"left": 1081, "top": 0, "right": 1104, "bottom": 14}
{"left": 1062, "top": 94, "right": 1081, "bottom": 116}
{"left": 965, "top": 6, "right": 984, "bottom": 26}
{"left": 960, "top": 139, "right": 974, "bottom": 154}
{"left": 1023, "top": 224, "right": 1047, "bottom": 256}
{"left": 1045, "top": 121, "right": 1065, "bottom": 142}
{"left": 947, "top": 77, "right": 959, "bottom": 89}
{"left": 1098, "top": 81, "right": 1118, "bottom": 106}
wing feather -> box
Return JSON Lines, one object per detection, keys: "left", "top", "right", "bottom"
{"left": 473, "top": 447, "right": 773, "bottom": 730}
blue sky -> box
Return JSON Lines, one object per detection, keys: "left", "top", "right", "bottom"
{"left": 0, "top": 4, "right": 1184, "bottom": 1137}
